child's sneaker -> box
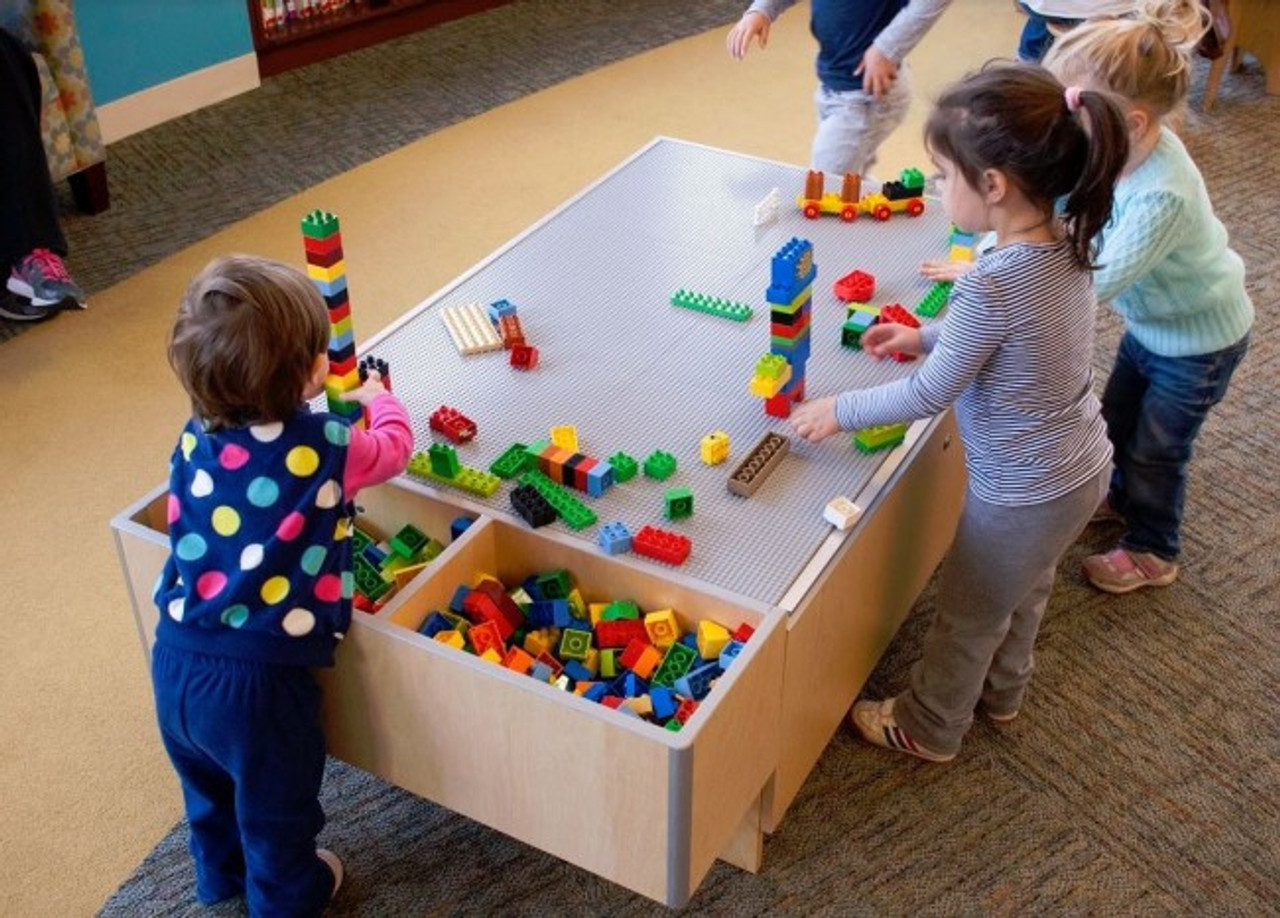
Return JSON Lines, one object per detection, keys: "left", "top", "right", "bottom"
{"left": 849, "top": 697, "right": 955, "bottom": 762}
{"left": 1083, "top": 547, "right": 1178, "bottom": 594}
{"left": 316, "top": 848, "right": 343, "bottom": 899}
{"left": 7, "top": 248, "right": 87, "bottom": 308}
{"left": 0, "top": 289, "right": 57, "bottom": 322}
{"left": 984, "top": 706, "right": 1019, "bottom": 725}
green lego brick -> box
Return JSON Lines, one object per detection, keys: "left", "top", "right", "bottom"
{"left": 416, "top": 539, "right": 445, "bottom": 564}
{"left": 914, "top": 280, "right": 952, "bottom": 318}
{"left": 664, "top": 719, "right": 684, "bottom": 732}
{"left": 389, "top": 524, "right": 428, "bottom": 559}
{"left": 352, "top": 555, "right": 391, "bottom": 600}
{"left": 608, "top": 452, "right": 638, "bottom": 483}
{"left": 536, "top": 569, "right": 573, "bottom": 600}
{"left": 841, "top": 320, "right": 865, "bottom": 350}
{"left": 518, "top": 470, "right": 598, "bottom": 530}
{"left": 490, "top": 442, "right": 533, "bottom": 479}
{"left": 755, "top": 353, "right": 788, "bottom": 379}
{"left": 900, "top": 166, "right": 926, "bottom": 190}
{"left": 643, "top": 450, "right": 677, "bottom": 481}
{"left": 407, "top": 450, "right": 501, "bottom": 497}
{"left": 670, "top": 289, "right": 753, "bottom": 322}
{"left": 351, "top": 525, "right": 374, "bottom": 556}
{"left": 853, "top": 423, "right": 909, "bottom": 453}
{"left": 664, "top": 486, "right": 693, "bottom": 520}
{"left": 301, "top": 209, "right": 340, "bottom": 239}
{"left": 651, "top": 643, "right": 697, "bottom": 688}
{"left": 428, "top": 443, "right": 460, "bottom": 478}
{"left": 559, "top": 628, "right": 593, "bottom": 661}
{"left": 601, "top": 600, "right": 640, "bottom": 621}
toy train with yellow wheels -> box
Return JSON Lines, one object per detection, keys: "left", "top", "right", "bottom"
{"left": 797, "top": 168, "right": 926, "bottom": 222}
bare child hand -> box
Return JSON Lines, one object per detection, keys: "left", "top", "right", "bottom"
{"left": 789, "top": 396, "right": 841, "bottom": 443}
{"left": 920, "top": 258, "right": 976, "bottom": 282}
{"left": 726, "top": 11, "right": 771, "bottom": 60}
{"left": 854, "top": 45, "right": 897, "bottom": 98}
{"left": 337, "top": 372, "right": 390, "bottom": 407}
{"left": 861, "top": 324, "right": 923, "bottom": 360}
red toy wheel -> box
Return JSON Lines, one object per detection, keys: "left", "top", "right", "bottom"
{"left": 873, "top": 204, "right": 891, "bottom": 221}
{"left": 907, "top": 198, "right": 925, "bottom": 216}
{"left": 803, "top": 202, "right": 821, "bottom": 219}
{"left": 840, "top": 206, "right": 858, "bottom": 222}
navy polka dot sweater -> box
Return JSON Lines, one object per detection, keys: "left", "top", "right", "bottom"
{"left": 154, "top": 410, "right": 356, "bottom": 667}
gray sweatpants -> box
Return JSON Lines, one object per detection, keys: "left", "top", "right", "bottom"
{"left": 810, "top": 65, "right": 913, "bottom": 177}
{"left": 893, "top": 466, "right": 1109, "bottom": 755}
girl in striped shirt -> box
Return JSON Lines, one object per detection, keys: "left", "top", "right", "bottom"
{"left": 790, "top": 64, "right": 1129, "bottom": 762}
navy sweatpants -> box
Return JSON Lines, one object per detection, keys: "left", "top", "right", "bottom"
{"left": 151, "top": 644, "right": 334, "bottom": 917}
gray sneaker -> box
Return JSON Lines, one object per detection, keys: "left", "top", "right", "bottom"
{"left": 7, "top": 249, "right": 87, "bottom": 308}
{"left": 0, "top": 289, "right": 57, "bottom": 322}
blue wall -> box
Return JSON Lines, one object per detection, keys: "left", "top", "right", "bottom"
{"left": 77, "top": 0, "right": 253, "bottom": 105}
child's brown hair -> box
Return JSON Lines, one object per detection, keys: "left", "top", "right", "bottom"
{"left": 924, "top": 62, "right": 1129, "bottom": 270}
{"left": 1042, "top": 0, "right": 1209, "bottom": 117}
{"left": 168, "top": 255, "right": 329, "bottom": 430}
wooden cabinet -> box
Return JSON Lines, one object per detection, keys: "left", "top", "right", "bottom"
{"left": 247, "top": 0, "right": 513, "bottom": 76}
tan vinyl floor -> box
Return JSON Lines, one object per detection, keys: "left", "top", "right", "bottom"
{"left": 0, "top": 3, "right": 1019, "bottom": 913}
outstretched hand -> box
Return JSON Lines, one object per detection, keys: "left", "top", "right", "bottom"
{"left": 726, "top": 11, "right": 771, "bottom": 60}
{"left": 854, "top": 45, "right": 897, "bottom": 97}
{"left": 336, "top": 372, "right": 390, "bottom": 407}
{"left": 920, "top": 258, "right": 976, "bottom": 282}
{"left": 860, "top": 324, "right": 923, "bottom": 360}
{"left": 789, "top": 396, "right": 841, "bottom": 443}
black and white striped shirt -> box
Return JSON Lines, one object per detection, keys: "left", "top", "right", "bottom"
{"left": 836, "top": 238, "right": 1112, "bottom": 505}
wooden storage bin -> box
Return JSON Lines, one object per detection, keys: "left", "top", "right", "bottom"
{"left": 112, "top": 484, "right": 785, "bottom": 907}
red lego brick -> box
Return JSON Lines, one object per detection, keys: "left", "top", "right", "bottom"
{"left": 472, "top": 580, "right": 525, "bottom": 632}
{"left": 499, "top": 314, "right": 525, "bottom": 349}
{"left": 429, "top": 405, "right": 477, "bottom": 444}
{"left": 731, "top": 622, "right": 756, "bottom": 642}
{"left": 619, "top": 638, "right": 653, "bottom": 671}
{"left": 510, "top": 344, "right": 539, "bottom": 370}
{"left": 632, "top": 525, "right": 691, "bottom": 566}
{"left": 303, "top": 234, "right": 344, "bottom": 261}
{"left": 674, "top": 698, "right": 700, "bottom": 724}
{"left": 771, "top": 312, "right": 812, "bottom": 338}
{"left": 467, "top": 620, "right": 505, "bottom": 656}
{"left": 462, "top": 590, "right": 516, "bottom": 640}
{"left": 327, "top": 300, "right": 351, "bottom": 325}
{"left": 601, "top": 696, "right": 625, "bottom": 709}
{"left": 833, "top": 269, "right": 876, "bottom": 303}
{"left": 596, "top": 619, "right": 649, "bottom": 648}
{"left": 877, "top": 303, "right": 921, "bottom": 362}
{"left": 765, "top": 393, "right": 792, "bottom": 418}
{"left": 536, "top": 650, "right": 564, "bottom": 677}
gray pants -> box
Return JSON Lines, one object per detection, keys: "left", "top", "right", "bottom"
{"left": 894, "top": 466, "right": 1109, "bottom": 755}
{"left": 810, "top": 66, "right": 912, "bottom": 177}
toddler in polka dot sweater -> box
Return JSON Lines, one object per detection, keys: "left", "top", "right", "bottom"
{"left": 151, "top": 255, "right": 413, "bottom": 915}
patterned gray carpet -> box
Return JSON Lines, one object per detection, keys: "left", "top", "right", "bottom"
{"left": 97, "top": 7, "right": 1278, "bottom": 916}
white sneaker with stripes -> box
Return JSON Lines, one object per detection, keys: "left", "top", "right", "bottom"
{"left": 849, "top": 697, "right": 955, "bottom": 763}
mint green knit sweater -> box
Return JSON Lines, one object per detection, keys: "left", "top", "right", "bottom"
{"left": 1094, "top": 127, "right": 1254, "bottom": 358}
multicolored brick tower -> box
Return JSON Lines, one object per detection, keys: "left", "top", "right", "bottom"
{"left": 749, "top": 237, "right": 815, "bottom": 418}
{"left": 301, "top": 209, "right": 364, "bottom": 428}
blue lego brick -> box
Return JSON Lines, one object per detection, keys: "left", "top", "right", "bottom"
{"left": 530, "top": 662, "right": 554, "bottom": 683}
{"left": 312, "top": 275, "right": 348, "bottom": 298}
{"left": 586, "top": 462, "right": 614, "bottom": 497}
{"left": 583, "top": 683, "right": 608, "bottom": 703}
{"left": 327, "top": 340, "right": 356, "bottom": 365}
{"left": 417, "top": 611, "right": 453, "bottom": 639}
{"left": 679, "top": 633, "right": 700, "bottom": 650}
{"left": 563, "top": 660, "right": 593, "bottom": 683}
{"left": 526, "top": 599, "right": 571, "bottom": 628}
{"left": 361, "top": 542, "right": 388, "bottom": 568}
{"left": 450, "top": 516, "right": 473, "bottom": 542}
{"left": 521, "top": 574, "right": 544, "bottom": 602}
{"left": 329, "top": 326, "right": 355, "bottom": 353}
{"left": 488, "top": 298, "right": 518, "bottom": 320}
{"left": 674, "top": 662, "right": 718, "bottom": 700}
{"left": 767, "top": 237, "right": 817, "bottom": 303}
{"left": 622, "top": 673, "right": 649, "bottom": 698}
{"left": 720, "top": 640, "right": 745, "bottom": 669}
{"left": 597, "top": 521, "right": 633, "bottom": 556}
{"left": 650, "top": 685, "right": 677, "bottom": 720}
{"left": 449, "top": 585, "right": 470, "bottom": 615}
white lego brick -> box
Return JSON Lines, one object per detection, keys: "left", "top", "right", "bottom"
{"left": 440, "top": 302, "right": 503, "bottom": 355}
{"left": 753, "top": 187, "right": 781, "bottom": 226}
{"left": 823, "top": 496, "right": 864, "bottom": 531}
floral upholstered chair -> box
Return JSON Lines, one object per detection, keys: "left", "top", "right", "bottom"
{"left": 1, "top": 0, "right": 108, "bottom": 213}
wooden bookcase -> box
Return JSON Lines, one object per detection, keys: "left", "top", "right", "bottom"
{"left": 247, "top": 0, "right": 514, "bottom": 77}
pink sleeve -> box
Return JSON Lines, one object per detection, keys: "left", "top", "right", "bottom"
{"left": 343, "top": 394, "right": 414, "bottom": 496}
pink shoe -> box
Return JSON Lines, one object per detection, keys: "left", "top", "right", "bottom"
{"left": 1083, "top": 547, "right": 1178, "bottom": 594}
{"left": 849, "top": 697, "right": 955, "bottom": 762}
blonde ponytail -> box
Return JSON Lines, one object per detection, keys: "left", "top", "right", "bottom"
{"left": 1043, "top": 0, "right": 1210, "bottom": 115}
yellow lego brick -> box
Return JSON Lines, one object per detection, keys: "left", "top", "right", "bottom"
{"left": 700, "top": 431, "right": 730, "bottom": 465}
{"left": 473, "top": 572, "right": 502, "bottom": 588}
{"left": 846, "top": 303, "right": 881, "bottom": 319}
{"left": 523, "top": 629, "right": 554, "bottom": 658}
{"left": 567, "top": 587, "right": 586, "bottom": 619}
{"left": 434, "top": 630, "right": 465, "bottom": 649}
{"left": 306, "top": 260, "right": 346, "bottom": 283}
{"left": 696, "top": 620, "right": 731, "bottom": 659}
{"left": 550, "top": 424, "right": 579, "bottom": 452}
{"left": 589, "top": 602, "right": 609, "bottom": 626}
{"left": 949, "top": 244, "right": 974, "bottom": 263}
{"left": 393, "top": 562, "right": 428, "bottom": 590}
{"left": 480, "top": 648, "right": 503, "bottom": 665}
{"left": 749, "top": 363, "right": 793, "bottom": 398}
{"left": 644, "top": 609, "right": 682, "bottom": 648}
{"left": 583, "top": 648, "right": 599, "bottom": 677}
{"left": 623, "top": 695, "right": 655, "bottom": 717}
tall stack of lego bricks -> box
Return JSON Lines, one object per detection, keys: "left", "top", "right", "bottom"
{"left": 756, "top": 237, "right": 815, "bottom": 418}
{"left": 302, "top": 209, "right": 364, "bottom": 428}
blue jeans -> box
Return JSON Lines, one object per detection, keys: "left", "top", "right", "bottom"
{"left": 1017, "top": 6, "right": 1053, "bottom": 62}
{"left": 1103, "top": 332, "right": 1249, "bottom": 560}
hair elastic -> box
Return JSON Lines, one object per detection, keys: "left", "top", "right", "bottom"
{"left": 1064, "top": 85, "right": 1084, "bottom": 112}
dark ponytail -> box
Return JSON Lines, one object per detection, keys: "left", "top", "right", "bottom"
{"left": 924, "top": 62, "right": 1129, "bottom": 270}
{"left": 1061, "top": 89, "right": 1130, "bottom": 268}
